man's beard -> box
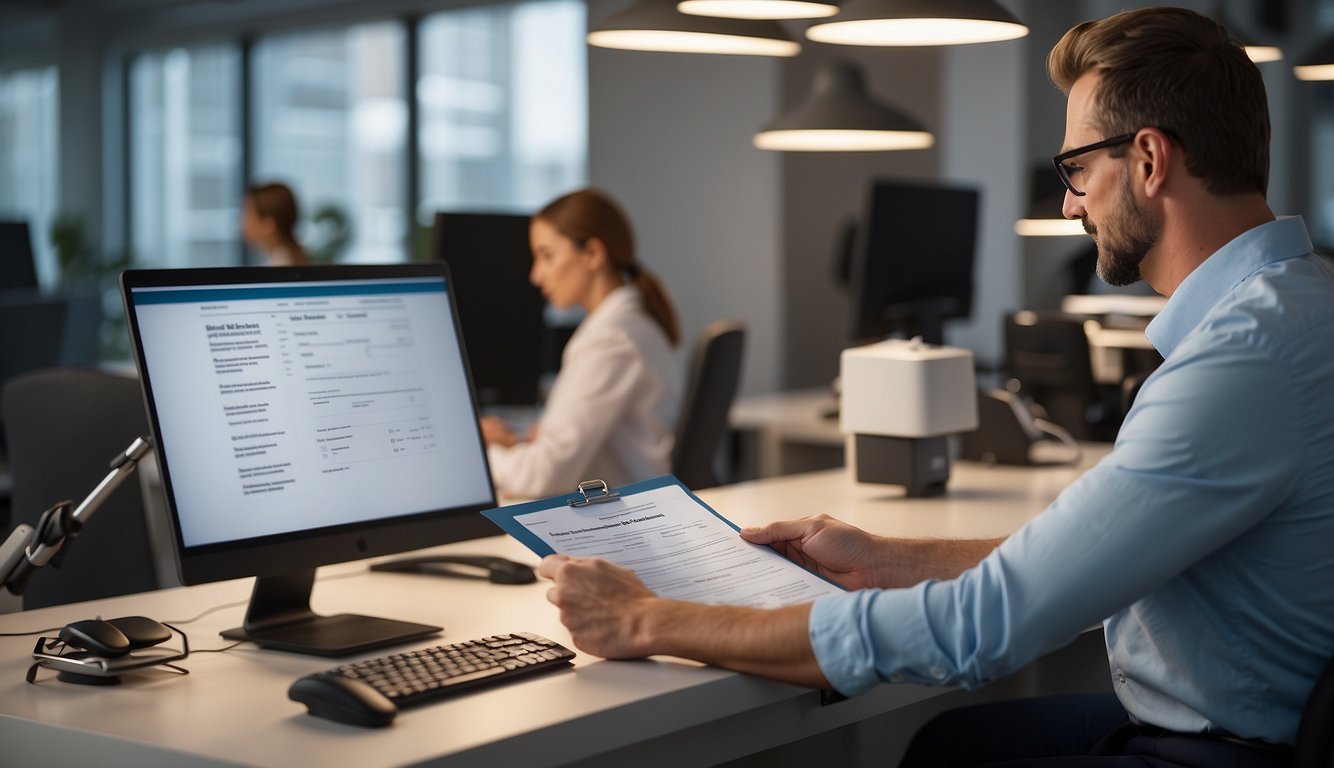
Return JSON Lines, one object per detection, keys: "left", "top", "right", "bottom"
{"left": 1085, "top": 173, "right": 1161, "bottom": 287}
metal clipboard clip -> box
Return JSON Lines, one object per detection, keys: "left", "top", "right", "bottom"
{"left": 568, "top": 479, "right": 621, "bottom": 507}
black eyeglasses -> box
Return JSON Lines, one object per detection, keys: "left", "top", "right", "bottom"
{"left": 1052, "top": 133, "right": 1137, "bottom": 196}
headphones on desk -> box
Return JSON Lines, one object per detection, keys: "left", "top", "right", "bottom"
{"left": 27, "top": 616, "right": 188, "bottom": 686}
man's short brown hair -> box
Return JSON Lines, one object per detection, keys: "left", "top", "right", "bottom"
{"left": 1048, "top": 7, "right": 1269, "bottom": 196}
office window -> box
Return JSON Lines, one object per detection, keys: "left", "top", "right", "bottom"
{"left": 0, "top": 66, "right": 59, "bottom": 285}
{"left": 130, "top": 45, "right": 242, "bottom": 268}
{"left": 252, "top": 22, "right": 406, "bottom": 264}
{"left": 1312, "top": 0, "right": 1334, "bottom": 249}
{"left": 418, "top": 0, "right": 587, "bottom": 220}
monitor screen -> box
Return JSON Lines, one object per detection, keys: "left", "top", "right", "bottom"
{"left": 430, "top": 212, "right": 545, "bottom": 406}
{"left": 0, "top": 220, "right": 38, "bottom": 291}
{"left": 849, "top": 179, "right": 980, "bottom": 344}
{"left": 121, "top": 264, "right": 497, "bottom": 655}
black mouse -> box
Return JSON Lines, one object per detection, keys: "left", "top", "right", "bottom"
{"left": 106, "top": 616, "right": 172, "bottom": 650}
{"left": 289, "top": 673, "right": 398, "bottom": 728}
{"left": 59, "top": 619, "right": 132, "bottom": 657}
{"left": 371, "top": 555, "right": 537, "bottom": 585}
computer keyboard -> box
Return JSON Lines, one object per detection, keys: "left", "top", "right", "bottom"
{"left": 288, "top": 632, "right": 576, "bottom": 727}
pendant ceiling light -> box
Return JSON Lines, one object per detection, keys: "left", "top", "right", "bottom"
{"left": 677, "top": 0, "right": 839, "bottom": 20}
{"left": 1242, "top": 43, "right": 1283, "bottom": 64}
{"left": 1294, "top": 33, "right": 1334, "bottom": 80}
{"left": 806, "top": 0, "right": 1027, "bottom": 47}
{"left": 1212, "top": 7, "right": 1282, "bottom": 64}
{"left": 754, "top": 61, "right": 933, "bottom": 151}
{"left": 588, "top": 0, "right": 801, "bottom": 56}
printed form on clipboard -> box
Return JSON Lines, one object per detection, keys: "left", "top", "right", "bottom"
{"left": 482, "top": 475, "right": 845, "bottom": 607}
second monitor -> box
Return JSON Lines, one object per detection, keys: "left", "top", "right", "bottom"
{"left": 430, "top": 212, "right": 546, "bottom": 407}
{"left": 847, "top": 179, "right": 981, "bottom": 345}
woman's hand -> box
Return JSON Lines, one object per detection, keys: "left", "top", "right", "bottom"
{"left": 480, "top": 416, "right": 520, "bottom": 448}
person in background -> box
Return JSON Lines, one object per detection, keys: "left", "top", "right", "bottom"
{"left": 535, "top": 9, "right": 1334, "bottom": 767}
{"left": 242, "top": 182, "right": 309, "bottom": 267}
{"left": 482, "top": 187, "right": 681, "bottom": 499}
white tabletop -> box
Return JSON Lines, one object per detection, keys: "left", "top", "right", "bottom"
{"left": 0, "top": 448, "right": 1109, "bottom": 767}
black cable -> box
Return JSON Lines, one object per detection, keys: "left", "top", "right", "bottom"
{"left": 163, "top": 598, "right": 250, "bottom": 626}
{"left": 0, "top": 626, "right": 63, "bottom": 637}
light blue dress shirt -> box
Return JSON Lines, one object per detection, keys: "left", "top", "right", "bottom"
{"left": 809, "top": 216, "right": 1334, "bottom": 745}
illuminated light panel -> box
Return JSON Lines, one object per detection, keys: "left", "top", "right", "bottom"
{"left": 678, "top": 0, "right": 838, "bottom": 19}
{"left": 587, "top": 29, "right": 800, "bottom": 55}
{"left": 806, "top": 17, "right": 1027, "bottom": 46}
{"left": 753, "top": 129, "right": 933, "bottom": 151}
{"left": 1014, "top": 218, "right": 1087, "bottom": 238}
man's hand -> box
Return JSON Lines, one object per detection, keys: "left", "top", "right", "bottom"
{"left": 740, "top": 514, "right": 890, "bottom": 590}
{"left": 742, "top": 515, "right": 1002, "bottom": 588}
{"left": 537, "top": 553, "right": 830, "bottom": 687}
{"left": 537, "top": 554, "right": 658, "bottom": 659}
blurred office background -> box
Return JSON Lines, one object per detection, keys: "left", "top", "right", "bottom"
{"left": 0, "top": 0, "right": 1329, "bottom": 396}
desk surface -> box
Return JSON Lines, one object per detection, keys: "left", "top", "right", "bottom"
{"left": 0, "top": 450, "right": 1108, "bottom": 768}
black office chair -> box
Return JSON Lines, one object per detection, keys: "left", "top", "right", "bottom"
{"left": 1295, "top": 651, "right": 1334, "bottom": 768}
{"left": 2, "top": 368, "right": 160, "bottom": 609}
{"left": 1003, "top": 310, "right": 1118, "bottom": 442}
{"left": 672, "top": 320, "right": 746, "bottom": 490}
{"left": 0, "top": 293, "right": 68, "bottom": 530}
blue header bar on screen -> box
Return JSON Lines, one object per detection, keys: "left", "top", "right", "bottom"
{"left": 130, "top": 278, "right": 446, "bottom": 305}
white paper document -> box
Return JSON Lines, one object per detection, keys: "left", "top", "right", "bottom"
{"left": 484, "top": 477, "right": 844, "bottom": 608}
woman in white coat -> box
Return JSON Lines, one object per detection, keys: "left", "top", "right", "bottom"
{"left": 481, "top": 188, "right": 682, "bottom": 498}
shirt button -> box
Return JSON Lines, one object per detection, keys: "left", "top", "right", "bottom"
{"left": 889, "top": 674, "right": 904, "bottom": 684}
{"left": 930, "top": 667, "right": 946, "bottom": 679}
{"left": 1115, "top": 671, "right": 1126, "bottom": 684}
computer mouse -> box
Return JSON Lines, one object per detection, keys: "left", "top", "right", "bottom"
{"left": 106, "top": 616, "right": 172, "bottom": 650}
{"left": 59, "top": 619, "right": 132, "bottom": 658}
{"left": 288, "top": 673, "right": 398, "bottom": 728}
{"left": 483, "top": 557, "right": 538, "bottom": 585}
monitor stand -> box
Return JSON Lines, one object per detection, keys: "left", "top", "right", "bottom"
{"left": 220, "top": 569, "right": 441, "bottom": 656}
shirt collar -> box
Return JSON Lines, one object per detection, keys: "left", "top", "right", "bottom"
{"left": 1145, "top": 216, "right": 1313, "bottom": 356}
{"left": 581, "top": 284, "right": 639, "bottom": 330}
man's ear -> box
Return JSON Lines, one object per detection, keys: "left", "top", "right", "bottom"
{"left": 1136, "top": 128, "right": 1173, "bottom": 198}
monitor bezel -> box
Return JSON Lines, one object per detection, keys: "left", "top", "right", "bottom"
{"left": 121, "top": 262, "right": 498, "bottom": 587}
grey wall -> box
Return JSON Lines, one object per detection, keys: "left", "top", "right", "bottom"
{"left": 586, "top": 0, "right": 784, "bottom": 394}
{"left": 778, "top": 46, "right": 941, "bottom": 388}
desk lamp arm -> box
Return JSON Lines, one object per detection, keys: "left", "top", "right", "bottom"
{"left": 0, "top": 436, "right": 152, "bottom": 596}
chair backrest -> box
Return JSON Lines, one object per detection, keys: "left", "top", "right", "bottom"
{"left": 0, "top": 292, "right": 67, "bottom": 386}
{"left": 672, "top": 320, "right": 746, "bottom": 490}
{"left": 1003, "top": 311, "right": 1100, "bottom": 440}
{"left": 2, "top": 368, "right": 160, "bottom": 609}
{"left": 1294, "top": 651, "right": 1334, "bottom": 768}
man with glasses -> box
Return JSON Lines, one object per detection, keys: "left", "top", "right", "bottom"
{"left": 537, "top": 8, "right": 1334, "bottom": 766}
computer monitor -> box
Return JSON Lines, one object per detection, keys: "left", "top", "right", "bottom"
{"left": 121, "top": 264, "right": 498, "bottom": 656}
{"left": 0, "top": 220, "right": 39, "bottom": 291}
{"left": 430, "top": 212, "right": 545, "bottom": 406}
{"left": 847, "top": 179, "right": 980, "bottom": 345}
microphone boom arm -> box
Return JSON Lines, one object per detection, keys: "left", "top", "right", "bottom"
{"left": 1, "top": 437, "right": 152, "bottom": 596}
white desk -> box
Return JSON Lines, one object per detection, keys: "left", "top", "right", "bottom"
{"left": 729, "top": 387, "right": 845, "bottom": 478}
{"left": 0, "top": 449, "right": 1108, "bottom": 768}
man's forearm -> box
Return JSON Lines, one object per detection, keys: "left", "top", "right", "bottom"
{"left": 636, "top": 600, "right": 830, "bottom": 688}
{"left": 880, "top": 537, "right": 1004, "bottom": 587}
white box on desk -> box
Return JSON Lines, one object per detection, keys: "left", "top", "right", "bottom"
{"left": 839, "top": 339, "right": 978, "bottom": 437}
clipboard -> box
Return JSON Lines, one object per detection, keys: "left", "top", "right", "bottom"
{"left": 482, "top": 474, "right": 734, "bottom": 558}
{"left": 481, "top": 475, "right": 845, "bottom": 607}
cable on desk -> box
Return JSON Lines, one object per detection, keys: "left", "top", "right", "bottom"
{"left": 163, "top": 598, "right": 250, "bottom": 627}
{"left": 0, "top": 625, "right": 63, "bottom": 637}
